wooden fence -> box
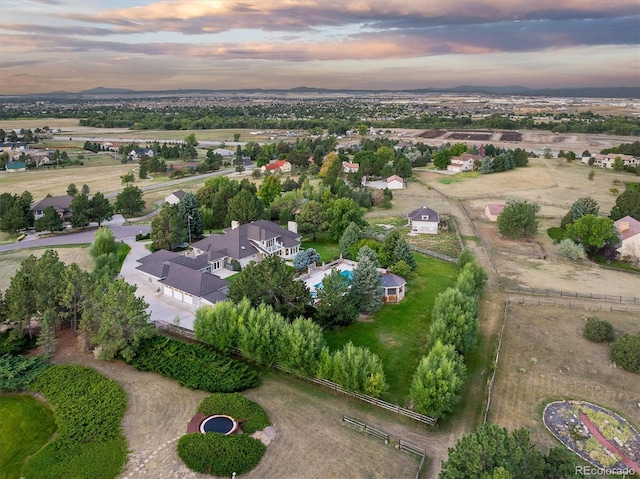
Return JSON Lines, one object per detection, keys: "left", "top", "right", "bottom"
{"left": 153, "top": 321, "right": 438, "bottom": 426}
{"left": 506, "top": 296, "right": 640, "bottom": 314}
{"left": 343, "top": 416, "right": 428, "bottom": 479}
{"left": 502, "top": 285, "right": 640, "bottom": 304}
{"left": 484, "top": 301, "right": 509, "bottom": 424}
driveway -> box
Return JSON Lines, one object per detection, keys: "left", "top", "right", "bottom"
{"left": 119, "top": 239, "right": 198, "bottom": 330}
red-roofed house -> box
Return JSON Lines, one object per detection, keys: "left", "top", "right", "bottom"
{"left": 260, "top": 159, "right": 292, "bottom": 174}
{"left": 386, "top": 175, "right": 405, "bottom": 189}
{"left": 614, "top": 216, "right": 640, "bottom": 261}
{"left": 485, "top": 204, "right": 505, "bottom": 222}
{"left": 342, "top": 161, "right": 359, "bottom": 173}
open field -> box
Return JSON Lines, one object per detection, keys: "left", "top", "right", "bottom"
{"left": 0, "top": 163, "right": 148, "bottom": 198}
{"left": 50, "top": 328, "right": 437, "bottom": 479}
{"left": 0, "top": 246, "right": 93, "bottom": 291}
{"left": 489, "top": 304, "right": 640, "bottom": 452}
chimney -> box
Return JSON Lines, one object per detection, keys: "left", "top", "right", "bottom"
{"left": 288, "top": 221, "right": 298, "bottom": 234}
{"left": 231, "top": 220, "right": 239, "bottom": 230}
{"left": 619, "top": 221, "right": 629, "bottom": 232}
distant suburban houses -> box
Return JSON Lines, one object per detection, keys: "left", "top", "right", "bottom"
{"left": 165, "top": 190, "right": 186, "bottom": 205}
{"left": 128, "top": 148, "right": 155, "bottom": 161}
{"left": 31, "top": 195, "right": 73, "bottom": 221}
{"left": 136, "top": 220, "right": 301, "bottom": 306}
{"left": 582, "top": 153, "right": 639, "bottom": 169}
{"left": 614, "top": 216, "right": 640, "bottom": 262}
{"left": 407, "top": 206, "right": 439, "bottom": 234}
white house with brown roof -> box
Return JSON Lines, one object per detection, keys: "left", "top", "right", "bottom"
{"left": 407, "top": 206, "right": 439, "bottom": 234}
{"left": 614, "top": 216, "right": 640, "bottom": 262}
{"left": 447, "top": 153, "right": 482, "bottom": 173}
{"left": 581, "top": 153, "right": 639, "bottom": 169}
{"left": 485, "top": 204, "right": 506, "bottom": 222}
{"left": 165, "top": 190, "right": 186, "bottom": 205}
{"left": 31, "top": 195, "right": 73, "bottom": 221}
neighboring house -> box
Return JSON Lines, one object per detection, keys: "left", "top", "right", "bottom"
{"left": 31, "top": 195, "right": 73, "bottom": 220}
{"left": 407, "top": 206, "right": 439, "bottom": 234}
{"left": 136, "top": 220, "right": 301, "bottom": 306}
{"left": 386, "top": 175, "right": 406, "bottom": 190}
{"left": 447, "top": 153, "right": 482, "bottom": 173}
{"left": 128, "top": 148, "right": 155, "bottom": 161}
{"left": 485, "top": 204, "right": 506, "bottom": 222}
{"left": 381, "top": 272, "right": 407, "bottom": 303}
{"left": 581, "top": 153, "right": 639, "bottom": 169}
{"left": 361, "top": 175, "right": 405, "bottom": 190}
{"left": 614, "top": 216, "right": 640, "bottom": 262}
{"left": 342, "top": 161, "right": 359, "bottom": 173}
{"left": 5, "top": 161, "right": 26, "bottom": 172}
{"left": 213, "top": 148, "right": 235, "bottom": 158}
{"left": 165, "top": 190, "right": 186, "bottom": 205}
{"left": 260, "top": 159, "right": 292, "bottom": 174}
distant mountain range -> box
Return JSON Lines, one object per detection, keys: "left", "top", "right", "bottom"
{"left": 16, "top": 85, "right": 640, "bottom": 99}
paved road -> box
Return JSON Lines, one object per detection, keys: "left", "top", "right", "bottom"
{"left": 0, "top": 221, "right": 150, "bottom": 253}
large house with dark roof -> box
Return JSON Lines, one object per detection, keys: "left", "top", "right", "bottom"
{"left": 31, "top": 195, "right": 73, "bottom": 221}
{"left": 135, "top": 220, "right": 301, "bottom": 306}
{"left": 407, "top": 206, "right": 439, "bottom": 235}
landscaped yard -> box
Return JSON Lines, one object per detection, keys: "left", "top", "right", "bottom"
{"left": 300, "top": 233, "right": 341, "bottom": 263}
{"left": 406, "top": 231, "right": 462, "bottom": 258}
{"left": 324, "top": 253, "right": 459, "bottom": 405}
{"left": 0, "top": 395, "right": 57, "bottom": 479}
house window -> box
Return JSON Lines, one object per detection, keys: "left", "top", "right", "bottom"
{"left": 387, "top": 287, "right": 397, "bottom": 295}
{"left": 421, "top": 215, "right": 429, "bottom": 220}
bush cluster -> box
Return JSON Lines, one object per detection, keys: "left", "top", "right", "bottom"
{"left": 410, "top": 249, "right": 485, "bottom": 419}
{"left": 135, "top": 232, "right": 150, "bottom": 241}
{"left": 583, "top": 317, "right": 615, "bottom": 343}
{"left": 557, "top": 238, "right": 587, "bottom": 260}
{"left": 124, "top": 335, "right": 259, "bottom": 392}
{"left": 198, "top": 393, "right": 271, "bottom": 435}
{"left": 0, "top": 328, "right": 37, "bottom": 355}
{"left": 177, "top": 433, "right": 266, "bottom": 477}
{"left": 0, "top": 354, "right": 49, "bottom": 392}
{"left": 610, "top": 334, "right": 640, "bottom": 373}
{"left": 24, "top": 365, "right": 128, "bottom": 479}
{"left": 195, "top": 299, "right": 388, "bottom": 397}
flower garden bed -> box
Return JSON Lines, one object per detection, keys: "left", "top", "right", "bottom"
{"left": 543, "top": 400, "right": 640, "bottom": 473}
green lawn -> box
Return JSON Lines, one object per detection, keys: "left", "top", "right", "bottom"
{"left": 300, "top": 233, "right": 341, "bottom": 263}
{"left": 0, "top": 395, "right": 57, "bottom": 479}
{"left": 324, "top": 254, "right": 459, "bottom": 405}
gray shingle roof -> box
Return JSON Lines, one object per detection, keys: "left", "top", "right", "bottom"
{"left": 381, "top": 272, "right": 406, "bottom": 288}
{"left": 407, "top": 206, "right": 439, "bottom": 222}
{"left": 31, "top": 195, "right": 73, "bottom": 213}
{"left": 159, "top": 263, "right": 228, "bottom": 297}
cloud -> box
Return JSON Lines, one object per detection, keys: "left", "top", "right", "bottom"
{"left": 58, "top": 0, "right": 640, "bottom": 35}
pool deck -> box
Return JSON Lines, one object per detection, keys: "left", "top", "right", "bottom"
{"left": 300, "top": 259, "right": 356, "bottom": 294}
{"left": 186, "top": 413, "right": 207, "bottom": 434}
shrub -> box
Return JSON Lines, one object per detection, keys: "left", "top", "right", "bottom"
{"left": 124, "top": 335, "right": 259, "bottom": 392}
{"left": 547, "top": 227, "right": 567, "bottom": 243}
{"left": 178, "top": 433, "right": 265, "bottom": 477}
{"left": 610, "top": 334, "right": 640, "bottom": 373}
{"left": 557, "top": 238, "right": 587, "bottom": 260}
{"left": 583, "top": 317, "right": 615, "bottom": 343}
{"left": 0, "top": 354, "right": 50, "bottom": 392}
{"left": 0, "top": 328, "right": 36, "bottom": 355}
{"left": 135, "top": 232, "right": 150, "bottom": 241}
{"left": 197, "top": 393, "right": 271, "bottom": 434}
{"left": 24, "top": 365, "right": 128, "bottom": 479}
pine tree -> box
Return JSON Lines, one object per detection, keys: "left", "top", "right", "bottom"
{"left": 177, "top": 192, "right": 203, "bottom": 241}
{"left": 351, "top": 246, "right": 383, "bottom": 314}
{"left": 339, "top": 222, "right": 362, "bottom": 259}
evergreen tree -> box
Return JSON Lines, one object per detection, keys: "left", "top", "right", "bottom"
{"left": 177, "top": 192, "right": 203, "bottom": 241}
{"left": 258, "top": 174, "right": 282, "bottom": 207}
{"left": 394, "top": 241, "right": 418, "bottom": 270}
{"left": 150, "top": 204, "right": 186, "bottom": 251}
{"left": 570, "top": 197, "right": 599, "bottom": 222}
{"left": 70, "top": 193, "right": 91, "bottom": 227}
{"left": 315, "top": 269, "right": 358, "bottom": 328}
{"left": 226, "top": 189, "right": 263, "bottom": 225}
{"left": 115, "top": 185, "right": 145, "bottom": 216}
{"left": 339, "top": 222, "right": 362, "bottom": 259}
{"left": 34, "top": 206, "right": 64, "bottom": 233}
{"left": 90, "top": 227, "right": 118, "bottom": 258}
{"left": 81, "top": 184, "right": 90, "bottom": 195}
{"left": 67, "top": 183, "right": 78, "bottom": 196}
{"left": 89, "top": 192, "right": 114, "bottom": 226}
{"left": 0, "top": 202, "right": 27, "bottom": 233}
{"left": 351, "top": 246, "right": 383, "bottom": 314}
{"left": 429, "top": 287, "right": 479, "bottom": 355}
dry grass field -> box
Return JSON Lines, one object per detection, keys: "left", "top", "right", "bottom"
{"left": 489, "top": 304, "right": 640, "bottom": 451}
{"left": 0, "top": 246, "right": 93, "bottom": 291}
{"left": 50, "top": 329, "right": 435, "bottom": 479}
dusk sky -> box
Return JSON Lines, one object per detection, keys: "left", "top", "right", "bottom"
{"left": 1, "top": 0, "right": 639, "bottom": 94}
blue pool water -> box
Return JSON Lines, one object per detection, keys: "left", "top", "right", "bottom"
{"left": 314, "top": 270, "right": 353, "bottom": 290}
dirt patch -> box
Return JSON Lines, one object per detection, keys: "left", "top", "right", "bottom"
{"left": 417, "top": 130, "right": 446, "bottom": 139}
{"left": 447, "top": 133, "right": 492, "bottom": 141}
{"left": 499, "top": 132, "right": 523, "bottom": 142}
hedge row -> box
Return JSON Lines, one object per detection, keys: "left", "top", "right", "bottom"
{"left": 124, "top": 335, "right": 259, "bottom": 392}
{"left": 177, "top": 433, "right": 266, "bottom": 477}
{"left": 197, "top": 393, "right": 271, "bottom": 434}
{"left": 24, "top": 365, "right": 128, "bottom": 479}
